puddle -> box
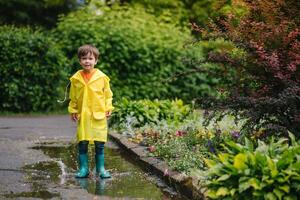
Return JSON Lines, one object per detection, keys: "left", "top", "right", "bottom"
{"left": 5, "top": 190, "right": 60, "bottom": 199}
{"left": 15, "top": 142, "right": 185, "bottom": 199}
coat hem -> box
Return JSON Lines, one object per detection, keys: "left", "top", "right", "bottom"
{"left": 77, "top": 138, "right": 107, "bottom": 144}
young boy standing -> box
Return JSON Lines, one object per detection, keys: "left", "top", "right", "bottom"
{"left": 68, "top": 44, "right": 113, "bottom": 178}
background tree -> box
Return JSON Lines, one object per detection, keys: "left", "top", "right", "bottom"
{"left": 0, "top": 0, "right": 82, "bottom": 28}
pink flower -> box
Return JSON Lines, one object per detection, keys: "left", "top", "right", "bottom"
{"left": 175, "top": 130, "right": 186, "bottom": 137}
{"left": 148, "top": 145, "right": 156, "bottom": 152}
{"left": 164, "top": 169, "right": 169, "bottom": 176}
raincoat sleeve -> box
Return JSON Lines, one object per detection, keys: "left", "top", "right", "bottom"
{"left": 104, "top": 77, "right": 114, "bottom": 112}
{"left": 68, "top": 80, "right": 78, "bottom": 113}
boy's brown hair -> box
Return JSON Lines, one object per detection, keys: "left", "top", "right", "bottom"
{"left": 77, "top": 44, "right": 100, "bottom": 60}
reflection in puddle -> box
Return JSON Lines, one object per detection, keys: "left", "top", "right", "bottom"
{"left": 19, "top": 142, "right": 184, "bottom": 200}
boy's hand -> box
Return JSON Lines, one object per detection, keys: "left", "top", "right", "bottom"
{"left": 105, "top": 111, "right": 112, "bottom": 118}
{"left": 71, "top": 113, "right": 78, "bottom": 122}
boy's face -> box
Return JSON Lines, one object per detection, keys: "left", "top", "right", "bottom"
{"left": 79, "top": 52, "right": 97, "bottom": 73}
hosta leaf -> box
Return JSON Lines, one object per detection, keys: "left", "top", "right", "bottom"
{"left": 267, "top": 157, "right": 278, "bottom": 177}
{"left": 264, "top": 192, "right": 277, "bottom": 200}
{"left": 291, "top": 175, "right": 300, "bottom": 181}
{"left": 239, "top": 177, "right": 261, "bottom": 193}
{"left": 253, "top": 190, "right": 264, "bottom": 197}
{"left": 226, "top": 141, "right": 244, "bottom": 153}
{"left": 248, "top": 153, "right": 256, "bottom": 167}
{"left": 290, "top": 161, "right": 300, "bottom": 170}
{"left": 216, "top": 187, "right": 230, "bottom": 196}
{"left": 256, "top": 140, "right": 268, "bottom": 154}
{"left": 263, "top": 178, "right": 274, "bottom": 185}
{"left": 217, "top": 174, "right": 231, "bottom": 182}
{"left": 204, "top": 158, "right": 217, "bottom": 168}
{"left": 218, "top": 153, "right": 230, "bottom": 163}
{"left": 283, "top": 169, "right": 297, "bottom": 178}
{"left": 277, "top": 153, "right": 293, "bottom": 169}
{"left": 283, "top": 195, "right": 297, "bottom": 200}
{"left": 274, "top": 188, "right": 284, "bottom": 200}
{"left": 244, "top": 169, "right": 251, "bottom": 175}
{"left": 223, "top": 162, "right": 238, "bottom": 174}
{"left": 248, "top": 178, "right": 261, "bottom": 190}
{"left": 288, "top": 131, "right": 296, "bottom": 146}
{"left": 209, "top": 165, "right": 226, "bottom": 176}
{"left": 230, "top": 188, "right": 237, "bottom": 196}
{"left": 245, "top": 137, "right": 254, "bottom": 152}
{"left": 255, "top": 152, "right": 267, "bottom": 167}
{"left": 276, "top": 173, "right": 288, "bottom": 183}
{"left": 234, "top": 153, "right": 247, "bottom": 170}
{"left": 239, "top": 179, "right": 251, "bottom": 193}
{"left": 279, "top": 185, "right": 290, "bottom": 193}
{"left": 206, "top": 190, "right": 218, "bottom": 199}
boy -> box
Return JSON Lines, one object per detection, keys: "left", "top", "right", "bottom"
{"left": 68, "top": 44, "right": 113, "bottom": 178}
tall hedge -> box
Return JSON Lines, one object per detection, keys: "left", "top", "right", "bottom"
{"left": 0, "top": 26, "right": 67, "bottom": 112}
{"left": 54, "top": 5, "right": 218, "bottom": 101}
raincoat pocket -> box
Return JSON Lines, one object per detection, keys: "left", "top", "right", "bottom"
{"left": 91, "top": 112, "right": 106, "bottom": 129}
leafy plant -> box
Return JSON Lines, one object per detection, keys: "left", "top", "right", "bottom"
{"left": 110, "top": 98, "right": 191, "bottom": 128}
{"left": 203, "top": 133, "right": 300, "bottom": 199}
{"left": 0, "top": 26, "right": 67, "bottom": 112}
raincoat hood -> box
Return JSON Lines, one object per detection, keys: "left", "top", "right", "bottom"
{"left": 70, "top": 69, "right": 108, "bottom": 84}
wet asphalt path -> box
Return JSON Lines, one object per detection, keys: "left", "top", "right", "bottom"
{"left": 0, "top": 115, "right": 110, "bottom": 199}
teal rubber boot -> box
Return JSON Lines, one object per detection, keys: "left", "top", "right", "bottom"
{"left": 95, "top": 154, "right": 111, "bottom": 178}
{"left": 75, "top": 154, "right": 89, "bottom": 178}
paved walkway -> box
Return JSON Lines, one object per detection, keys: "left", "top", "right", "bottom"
{"left": 0, "top": 115, "right": 102, "bottom": 199}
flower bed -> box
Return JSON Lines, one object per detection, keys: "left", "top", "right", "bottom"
{"left": 110, "top": 99, "right": 242, "bottom": 173}
{"left": 110, "top": 99, "right": 300, "bottom": 199}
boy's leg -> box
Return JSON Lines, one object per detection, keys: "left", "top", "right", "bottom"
{"left": 75, "top": 140, "right": 89, "bottom": 178}
{"left": 94, "top": 141, "right": 111, "bottom": 178}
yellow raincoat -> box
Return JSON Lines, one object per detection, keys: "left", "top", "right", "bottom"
{"left": 68, "top": 69, "right": 114, "bottom": 143}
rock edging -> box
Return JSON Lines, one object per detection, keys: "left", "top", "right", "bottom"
{"left": 109, "top": 132, "right": 206, "bottom": 200}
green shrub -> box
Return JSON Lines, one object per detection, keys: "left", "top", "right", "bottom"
{"left": 54, "top": 5, "right": 219, "bottom": 101}
{"left": 0, "top": 26, "right": 67, "bottom": 112}
{"left": 204, "top": 133, "right": 300, "bottom": 199}
{"left": 110, "top": 98, "right": 191, "bottom": 128}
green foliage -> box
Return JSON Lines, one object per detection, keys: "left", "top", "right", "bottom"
{"left": 128, "top": 0, "right": 189, "bottom": 26}
{"left": 189, "top": 0, "right": 247, "bottom": 26}
{"left": 175, "top": 39, "right": 239, "bottom": 100}
{"left": 54, "top": 5, "right": 218, "bottom": 101}
{"left": 126, "top": 0, "right": 247, "bottom": 28}
{"left": 110, "top": 98, "right": 191, "bottom": 128}
{"left": 0, "top": 26, "right": 68, "bottom": 112}
{"left": 204, "top": 133, "right": 300, "bottom": 199}
{"left": 0, "top": 0, "right": 81, "bottom": 28}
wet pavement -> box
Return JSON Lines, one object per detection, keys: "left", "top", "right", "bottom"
{"left": 0, "top": 115, "right": 184, "bottom": 200}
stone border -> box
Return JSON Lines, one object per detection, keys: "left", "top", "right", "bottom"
{"left": 109, "top": 132, "right": 206, "bottom": 200}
